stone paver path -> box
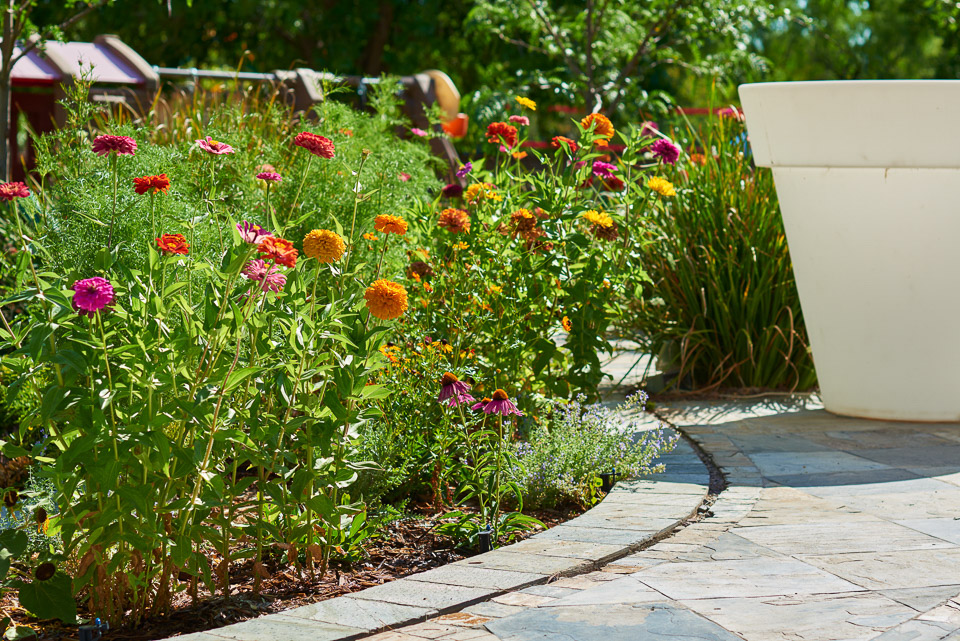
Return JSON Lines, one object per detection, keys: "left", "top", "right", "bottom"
{"left": 367, "top": 399, "right": 960, "bottom": 641}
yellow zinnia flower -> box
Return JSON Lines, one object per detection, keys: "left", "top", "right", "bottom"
{"left": 464, "top": 182, "right": 502, "bottom": 204}
{"left": 302, "top": 229, "right": 346, "bottom": 263}
{"left": 581, "top": 210, "right": 613, "bottom": 228}
{"left": 364, "top": 279, "right": 409, "bottom": 320}
{"left": 516, "top": 96, "right": 537, "bottom": 111}
{"left": 647, "top": 177, "right": 677, "bottom": 197}
{"left": 374, "top": 214, "right": 408, "bottom": 235}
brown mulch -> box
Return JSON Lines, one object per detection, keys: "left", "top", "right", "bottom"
{"left": 4, "top": 505, "right": 581, "bottom": 641}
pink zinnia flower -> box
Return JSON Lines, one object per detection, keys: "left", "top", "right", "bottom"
{"left": 652, "top": 139, "right": 681, "bottom": 165}
{"left": 508, "top": 115, "right": 529, "bottom": 126}
{"left": 592, "top": 161, "right": 617, "bottom": 178}
{"left": 242, "top": 259, "right": 286, "bottom": 292}
{"left": 237, "top": 221, "right": 272, "bottom": 244}
{"left": 0, "top": 182, "right": 30, "bottom": 201}
{"left": 91, "top": 135, "right": 137, "bottom": 157}
{"left": 72, "top": 277, "right": 115, "bottom": 316}
{"left": 196, "top": 136, "right": 234, "bottom": 155}
{"left": 256, "top": 172, "right": 282, "bottom": 182}
{"left": 293, "top": 132, "right": 335, "bottom": 159}
{"left": 398, "top": 172, "right": 411, "bottom": 182}
{"left": 483, "top": 389, "right": 522, "bottom": 416}
{"left": 411, "top": 128, "right": 428, "bottom": 137}
{"left": 438, "top": 372, "right": 476, "bottom": 407}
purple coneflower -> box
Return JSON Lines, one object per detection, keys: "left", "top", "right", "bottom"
{"left": 508, "top": 115, "right": 530, "bottom": 126}
{"left": 72, "top": 277, "right": 115, "bottom": 316}
{"left": 91, "top": 135, "right": 137, "bottom": 157}
{"left": 592, "top": 161, "right": 617, "bottom": 178}
{"left": 483, "top": 389, "right": 522, "bottom": 416}
{"left": 651, "top": 139, "right": 681, "bottom": 165}
{"left": 237, "top": 221, "right": 272, "bottom": 244}
{"left": 456, "top": 162, "right": 472, "bottom": 179}
{"left": 256, "top": 172, "right": 282, "bottom": 182}
{"left": 438, "top": 372, "right": 476, "bottom": 407}
{"left": 471, "top": 397, "right": 491, "bottom": 411}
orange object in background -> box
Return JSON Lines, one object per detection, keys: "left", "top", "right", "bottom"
{"left": 443, "top": 113, "right": 469, "bottom": 138}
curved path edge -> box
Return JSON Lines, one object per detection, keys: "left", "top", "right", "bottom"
{"left": 167, "top": 425, "right": 710, "bottom": 641}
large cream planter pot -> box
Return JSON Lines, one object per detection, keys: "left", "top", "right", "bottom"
{"left": 739, "top": 81, "right": 960, "bottom": 421}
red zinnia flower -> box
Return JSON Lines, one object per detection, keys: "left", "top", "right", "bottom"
{"left": 485, "top": 122, "right": 519, "bottom": 149}
{"left": 133, "top": 174, "right": 170, "bottom": 195}
{"left": 293, "top": 132, "right": 335, "bottom": 159}
{"left": 551, "top": 136, "right": 578, "bottom": 153}
{"left": 156, "top": 233, "right": 190, "bottom": 255}
{"left": 92, "top": 135, "right": 137, "bottom": 156}
{"left": 0, "top": 182, "right": 30, "bottom": 201}
{"left": 258, "top": 236, "right": 298, "bottom": 268}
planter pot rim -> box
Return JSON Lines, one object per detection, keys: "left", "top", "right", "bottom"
{"left": 739, "top": 80, "right": 960, "bottom": 168}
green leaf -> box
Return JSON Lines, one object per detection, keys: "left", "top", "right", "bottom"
{"left": 17, "top": 572, "right": 76, "bottom": 623}
{"left": 224, "top": 367, "right": 262, "bottom": 392}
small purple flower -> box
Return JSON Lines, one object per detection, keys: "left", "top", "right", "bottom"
{"left": 651, "top": 139, "right": 681, "bottom": 165}
{"left": 411, "top": 128, "right": 428, "bottom": 137}
{"left": 256, "top": 172, "right": 282, "bottom": 182}
{"left": 456, "top": 162, "right": 473, "bottom": 178}
{"left": 72, "top": 277, "right": 115, "bottom": 316}
{"left": 483, "top": 389, "right": 523, "bottom": 416}
{"left": 237, "top": 221, "right": 272, "bottom": 244}
{"left": 508, "top": 115, "right": 530, "bottom": 126}
{"left": 592, "top": 161, "right": 617, "bottom": 178}
{"left": 442, "top": 183, "right": 463, "bottom": 198}
{"left": 640, "top": 121, "right": 660, "bottom": 138}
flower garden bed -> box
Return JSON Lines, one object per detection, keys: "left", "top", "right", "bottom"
{"left": 0, "top": 76, "right": 796, "bottom": 640}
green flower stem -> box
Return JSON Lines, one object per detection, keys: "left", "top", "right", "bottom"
{"left": 285, "top": 154, "right": 314, "bottom": 234}
{"left": 107, "top": 153, "right": 119, "bottom": 247}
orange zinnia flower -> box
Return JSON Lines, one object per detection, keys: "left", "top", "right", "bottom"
{"left": 303, "top": 229, "right": 345, "bottom": 263}
{"left": 134, "top": 174, "right": 170, "bottom": 195}
{"left": 580, "top": 113, "right": 615, "bottom": 139}
{"left": 156, "top": 233, "right": 189, "bottom": 255}
{"left": 551, "top": 136, "right": 578, "bottom": 153}
{"left": 374, "top": 214, "right": 408, "bottom": 235}
{"left": 437, "top": 208, "right": 471, "bottom": 234}
{"left": 364, "top": 279, "right": 409, "bottom": 320}
{"left": 258, "top": 236, "right": 298, "bottom": 268}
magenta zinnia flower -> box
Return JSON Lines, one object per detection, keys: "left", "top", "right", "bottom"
{"left": 592, "top": 161, "right": 617, "bottom": 178}
{"left": 483, "top": 389, "right": 522, "bottom": 416}
{"left": 0, "top": 182, "right": 30, "bottom": 201}
{"left": 196, "top": 136, "right": 234, "bottom": 155}
{"left": 652, "top": 139, "right": 681, "bottom": 165}
{"left": 91, "top": 135, "right": 137, "bottom": 157}
{"left": 508, "top": 115, "right": 530, "bottom": 126}
{"left": 237, "top": 221, "right": 272, "bottom": 244}
{"left": 261, "top": 270, "right": 287, "bottom": 293}
{"left": 72, "top": 277, "right": 115, "bottom": 316}
{"left": 438, "top": 372, "right": 476, "bottom": 407}
{"left": 442, "top": 183, "right": 463, "bottom": 198}
{"left": 256, "top": 172, "right": 282, "bottom": 182}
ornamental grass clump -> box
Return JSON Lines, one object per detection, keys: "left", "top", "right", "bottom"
{"left": 627, "top": 115, "right": 815, "bottom": 391}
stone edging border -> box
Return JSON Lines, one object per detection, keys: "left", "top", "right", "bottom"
{"left": 169, "top": 427, "right": 711, "bottom": 641}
